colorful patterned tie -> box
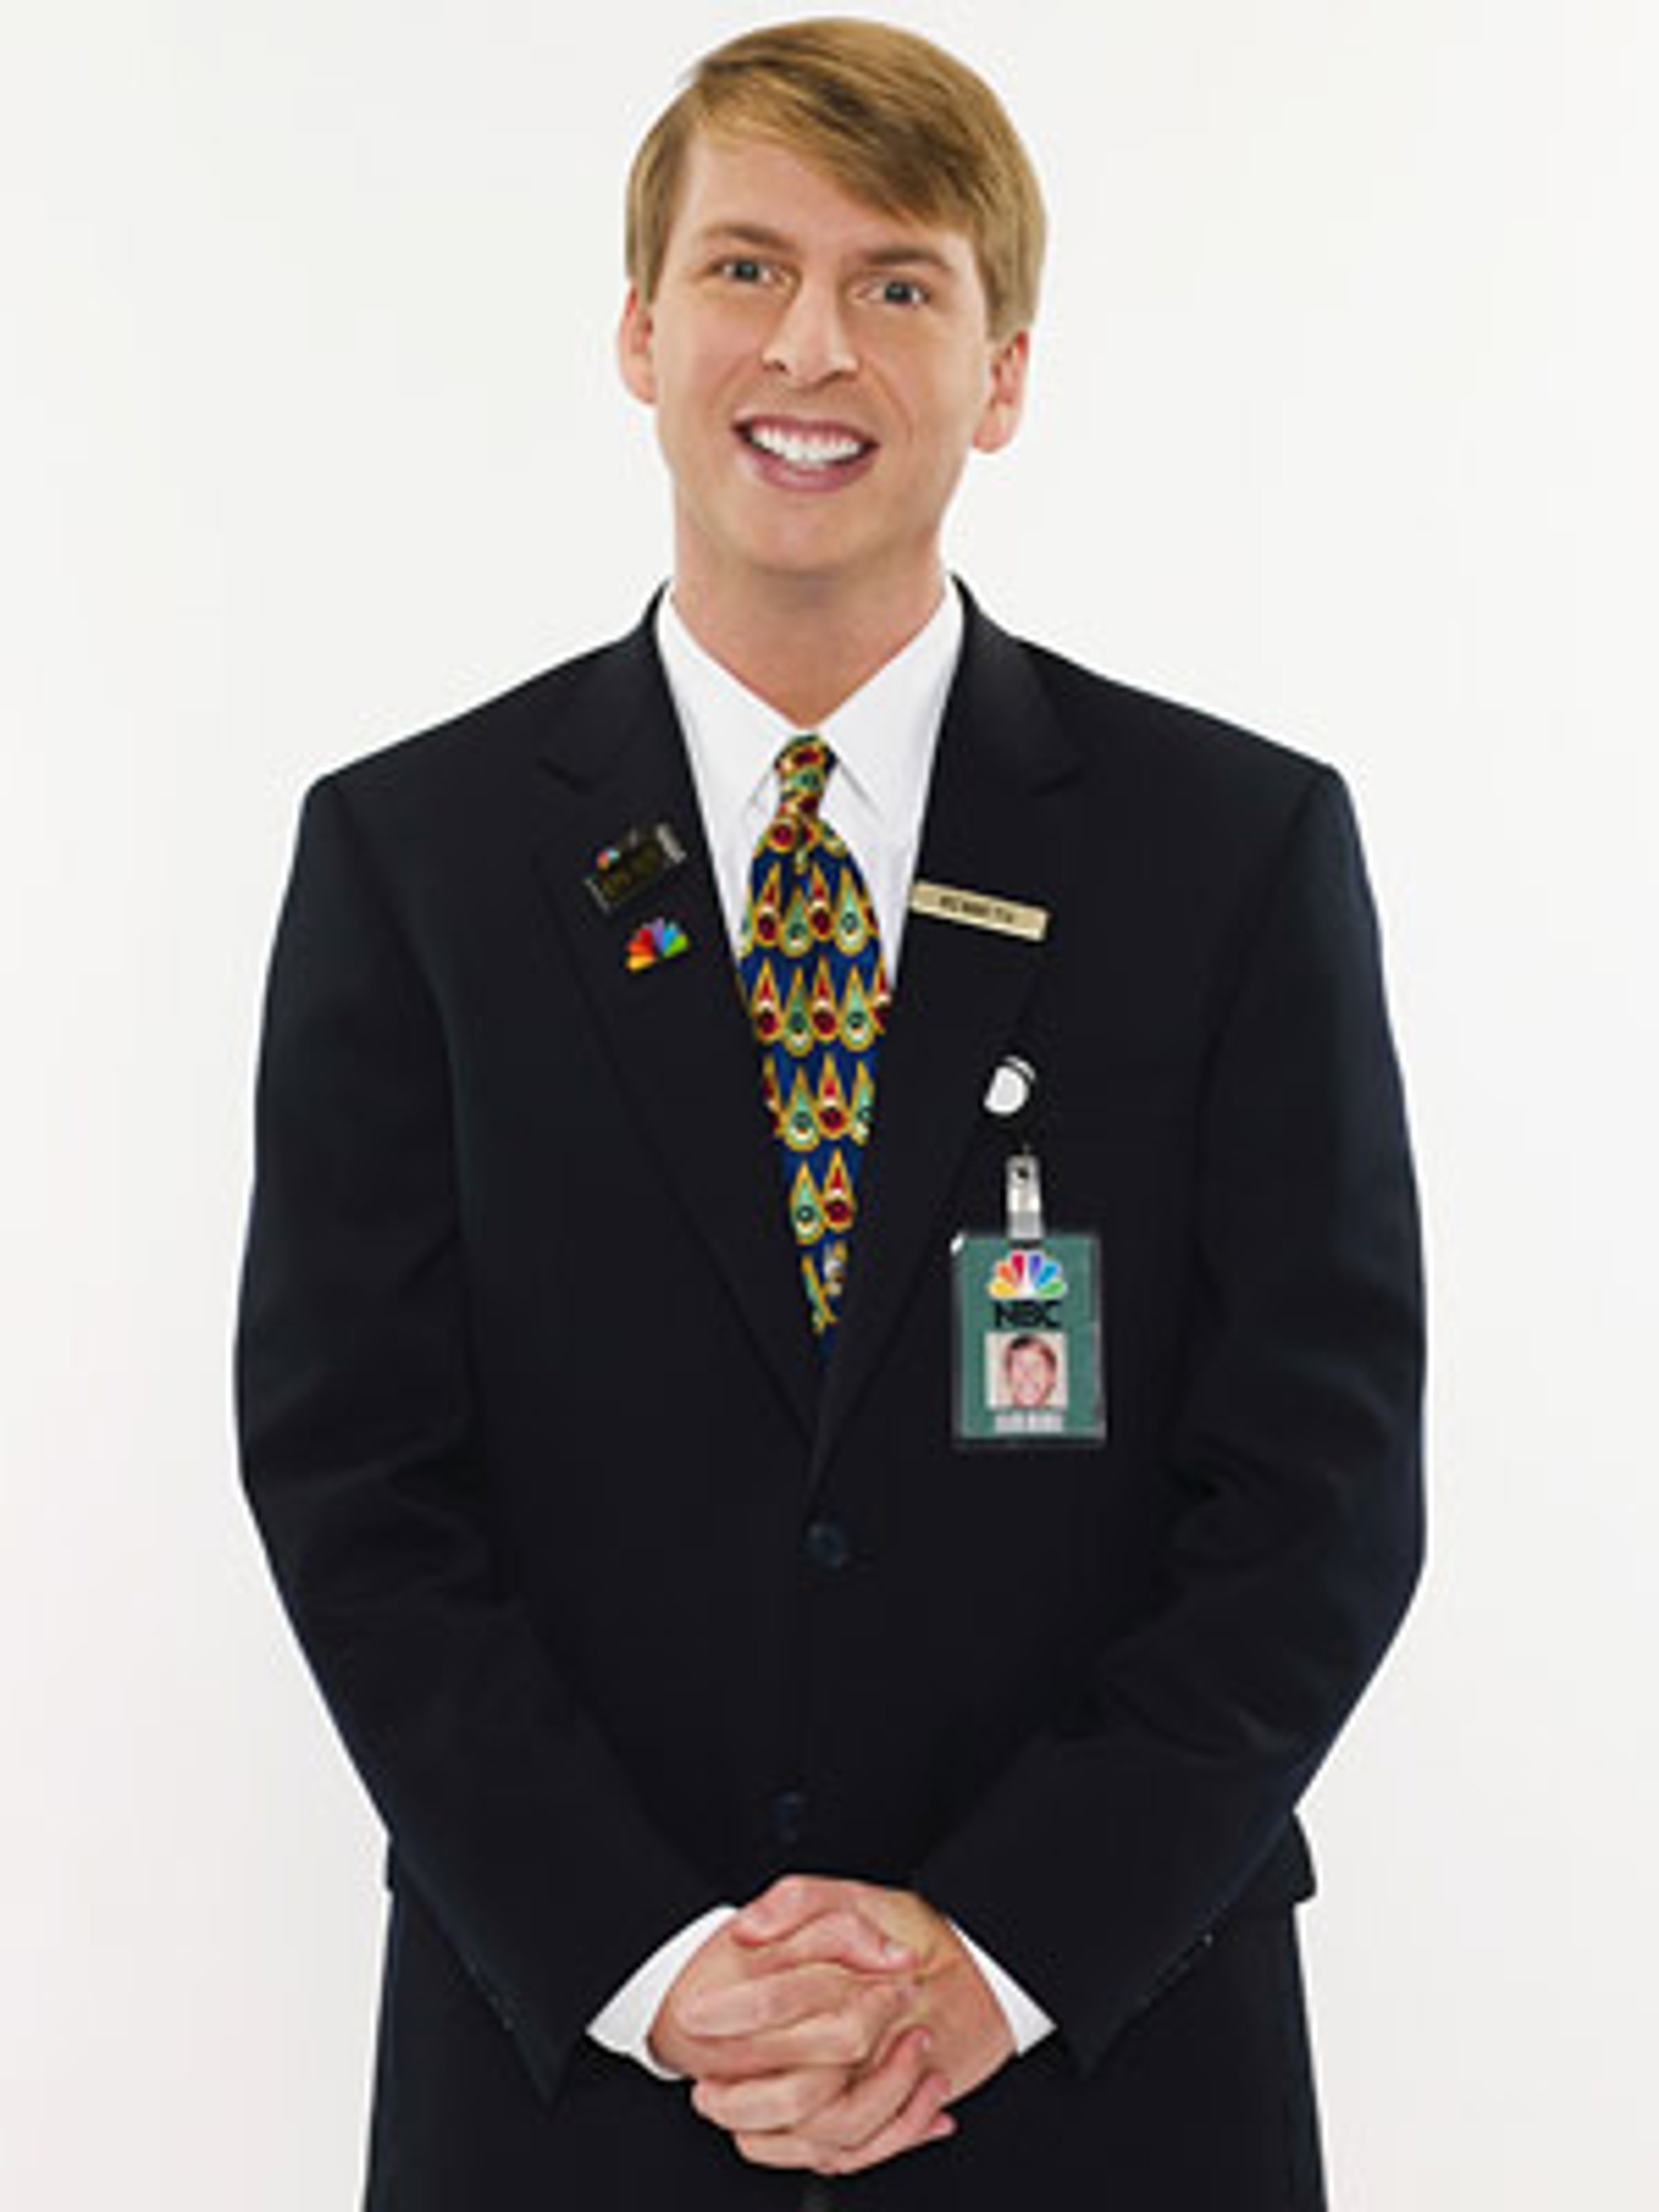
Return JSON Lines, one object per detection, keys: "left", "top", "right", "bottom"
{"left": 738, "top": 737, "right": 889, "bottom": 1344}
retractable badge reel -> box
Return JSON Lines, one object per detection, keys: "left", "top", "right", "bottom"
{"left": 950, "top": 1058, "right": 1107, "bottom": 1448}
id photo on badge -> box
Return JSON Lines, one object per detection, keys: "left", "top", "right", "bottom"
{"left": 987, "top": 1330, "right": 1068, "bottom": 1417}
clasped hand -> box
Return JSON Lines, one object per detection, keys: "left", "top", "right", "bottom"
{"left": 648, "top": 1875, "right": 1013, "bottom": 2177}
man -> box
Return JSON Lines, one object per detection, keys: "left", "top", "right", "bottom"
{"left": 1000, "top": 1335, "right": 1062, "bottom": 1411}
{"left": 236, "top": 19, "right": 1423, "bottom": 2208}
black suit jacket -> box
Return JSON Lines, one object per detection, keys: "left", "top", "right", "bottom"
{"left": 235, "top": 587, "right": 1423, "bottom": 2208}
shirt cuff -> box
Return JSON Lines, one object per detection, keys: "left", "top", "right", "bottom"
{"left": 587, "top": 1905, "right": 736, "bottom": 2079}
{"left": 949, "top": 1919, "right": 1056, "bottom": 2055}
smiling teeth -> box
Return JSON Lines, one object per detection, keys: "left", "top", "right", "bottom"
{"left": 747, "top": 424, "right": 868, "bottom": 468}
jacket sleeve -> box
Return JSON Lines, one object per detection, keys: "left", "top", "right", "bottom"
{"left": 916, "top": 766, "right": 1425, "bottom": 2071}
{"left": 233, "top": 775, "right": 721, "bottom": 2101}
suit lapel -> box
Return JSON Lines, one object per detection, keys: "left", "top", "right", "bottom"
{"left": 814, "top": 597, "right": 1082, "bottom": 1473}
{"left": 531, "top": 608, "right": 820, "bottom": 1438}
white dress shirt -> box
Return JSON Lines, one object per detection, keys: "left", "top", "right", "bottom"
{"left": 588, "top": 578, "right": 1055, "bottom": 2075}
{"left": 656, "top": 580, "right": 959, "bottom": 977}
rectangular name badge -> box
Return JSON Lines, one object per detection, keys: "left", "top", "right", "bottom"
{"left": 909, "top": 880, "right": 1049, "bottom": 943}
{"left": 950, "top": 1229, "right": 1107, "bottom": 1449}
{"left": 585, "top": 821, "right": 687, "bottom": 917}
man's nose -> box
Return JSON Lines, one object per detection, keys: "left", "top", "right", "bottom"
{"left": 762, "top": 280, "right": 858, "bottom": 384}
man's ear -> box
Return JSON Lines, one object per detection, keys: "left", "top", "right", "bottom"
{"left": 972, "top": 329, "right": 1030, "bottom": 455}
{"left": 617, "top": 284, "right": 658, "bottom": 406}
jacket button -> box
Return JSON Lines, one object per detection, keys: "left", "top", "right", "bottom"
{"left": 804, "top": 1519, "right": 852, "bottom": 1571}
{"left": 771, "top": 1789, "right": 808, "bottom": 1846}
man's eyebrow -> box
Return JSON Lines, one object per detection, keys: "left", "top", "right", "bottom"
{"left": 860, "top": 243, "right": 957, "bottom": 276}
{"left": 690, "top": 222, "right": 958, "bottom": 276}
{"left": 690, "top": 221, "right": 797, "bottom": 254}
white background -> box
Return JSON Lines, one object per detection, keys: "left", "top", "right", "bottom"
{"left": 3, "top": 2, "right": 1655, "bottom": 2203}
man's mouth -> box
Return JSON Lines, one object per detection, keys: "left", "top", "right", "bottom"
{"left": 737, "top": 418, "right": 877, "bottom": 476}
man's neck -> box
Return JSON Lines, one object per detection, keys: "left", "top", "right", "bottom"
{"left": 669, "top": 561, "right": 947, "bottom": 728}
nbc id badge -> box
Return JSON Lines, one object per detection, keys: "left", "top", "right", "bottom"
{"left": 951, "top": 1149, "right": 1106, "bottom": 1449}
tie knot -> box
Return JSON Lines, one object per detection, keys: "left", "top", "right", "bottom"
{"left": 774, "top": 736, "right": 832, "bottom": 826}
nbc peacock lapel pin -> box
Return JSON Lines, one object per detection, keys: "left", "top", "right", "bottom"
{"left": 625, "top": 916, "right": 690, "bottom": 972}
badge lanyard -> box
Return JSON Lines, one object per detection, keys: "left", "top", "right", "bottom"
{"left": 950, "top": 1061, "right": 1107, "bottom": 1449}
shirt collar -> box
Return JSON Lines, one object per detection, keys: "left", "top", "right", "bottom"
{"left": 655, "top": 580, "right": 964, "bottom": 835}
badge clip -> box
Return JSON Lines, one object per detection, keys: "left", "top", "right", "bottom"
{"left": 1006, "top": 1147, "right": 1046, "bottom": 1246}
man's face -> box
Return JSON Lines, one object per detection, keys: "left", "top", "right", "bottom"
{"left": 1006, "top": 1340, "right": 1058, "bottom": 1408}
{"left": 618, "top": 131, "right": 1028, "bottom": 607}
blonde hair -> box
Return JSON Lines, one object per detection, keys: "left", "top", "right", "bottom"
{"left": 625, "top": 18, "right": 1046, "bottom": 340}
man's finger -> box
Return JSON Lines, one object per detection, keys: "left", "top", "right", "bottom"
{"left": 721, "top": 2027, "right": 934, "bottom": 2163}
{"left": 681, "top": 1959, "right": 902, "bottom": 2039}
{"left": 732, "top": 2047, "right": 956, "bottom": 2174}
{"left": 680, "top": 1972, "right": 912, "bottom": 2079}
{"left": 779, "top": 2024, "right": 938, "bottom": 2154}
{"left": 763, "top": 1907, "right": 914, "bottom": 1975}
{"left": 823, "top": 2074, "right": 956, "bottom": 2176}
{"left": 731, "top": 1874, "right": 857, "bottom": 1944}
{"left": 691, "top": 2059, "right": 850, "bottom": 2136}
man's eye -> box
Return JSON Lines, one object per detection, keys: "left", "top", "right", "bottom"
{"left": 719, "top": 257, "right": 770, "bottom": 285}
{"left": 870, "top": 277, "right": 928, "bottom": 307}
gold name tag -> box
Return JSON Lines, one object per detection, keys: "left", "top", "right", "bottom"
{"left": 909, "top": 879, "right": 1050, "bottom": 943}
